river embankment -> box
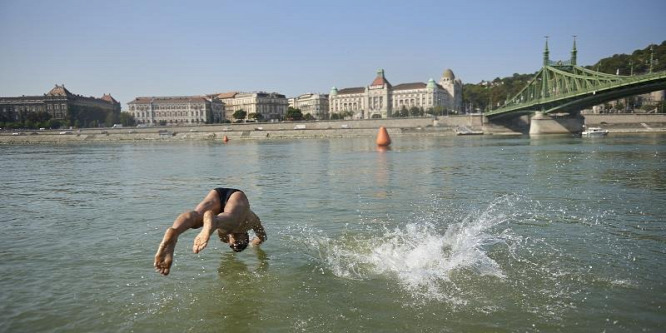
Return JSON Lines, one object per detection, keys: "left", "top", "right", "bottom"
{"left": 1, "top": 114, "right": 665, "bottom": 144}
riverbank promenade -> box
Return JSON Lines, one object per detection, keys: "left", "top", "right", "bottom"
{"left": 1, "top": 114, "right": 665, "bottom": 144}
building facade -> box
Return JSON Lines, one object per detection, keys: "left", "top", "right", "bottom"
{"left": 288, "top": 93, "right": 329, "bottom": 119}
{"left": 0, "top": 84, "right": 120, "bottom": 125}
{"left": 213, "top": 92, "right": 288, "bottom": 121}
{"left": 329, "top": 69, "right": 463, "bottom": 119}
{"left": 127, "top": 96, "right": 224, "bottom": 125}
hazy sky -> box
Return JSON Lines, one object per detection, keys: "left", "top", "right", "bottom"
{"left": 1, "top": 0, "right": 664, "bottom": 108}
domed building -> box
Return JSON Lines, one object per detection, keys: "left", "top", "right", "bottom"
{"left": 329, "top": 68, "right": 462, "bottom": 119}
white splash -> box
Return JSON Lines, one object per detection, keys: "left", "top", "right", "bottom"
{"left": 307, "top": 196, "right": 520, "bottom": 301}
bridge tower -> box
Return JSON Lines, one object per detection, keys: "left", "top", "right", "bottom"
{"left": 571, "top": 36, "right": 577, "bottom": 66}
{"left": 531, "top": 36, "right": 585, "bottom": 135}
{"left": 542, "top": 37, "right": 550, "bottom": 103}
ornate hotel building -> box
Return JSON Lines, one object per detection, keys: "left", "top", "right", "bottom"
{"left": 288, "top": 93, "right": 329, "bottom": 119}
{"left": 212, "top": 92, "right": 288, "bottom": 121}
{"left": 0, "top": 84, "right": 120, "bottom": 122}
{"left": 127, "top": 96, "right": 224, "bottom": 125}
{"left": 329, "top": 69, "right": 463, "bottom": 119}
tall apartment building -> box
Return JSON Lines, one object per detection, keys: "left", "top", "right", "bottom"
{"left": 288, "top": 93, "right": 329, "bottom": 119}
{"left": 0, "top": 84, "right": 120, "bottom": 124}
{"left": 329, "top": 69, "right": 462, "bottom": 119}
{"left": 213, "top": 92, "right": 288, "bottom": 121}
{"left": 127, "top": 96, "right": 224, "bottom": 125}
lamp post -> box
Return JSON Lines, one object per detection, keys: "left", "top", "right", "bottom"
{"left": 649, "top": 45, "right": 654, "bottom": 73}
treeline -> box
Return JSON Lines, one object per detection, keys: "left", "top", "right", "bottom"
{"left": 1, "top": 107, "right": 135, "bottom": 130}
{"left": 463, "top": 40, "right": 666, "bottom": 113}
{"left": 463, "top": 73, "right": 534, "bottom": 112}
{"left": 588, "top": 40, "right": 666, "bottom": 75}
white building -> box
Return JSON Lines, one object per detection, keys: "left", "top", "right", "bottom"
{"left": 127, "top": 96, "right": 224, "bottom": 125}
{"left": 329, "top": 69, "right": 463, "bottom": 119}
{"left": 288, "top": 93, "right": 329, "bottom": 119}
{"left": 213, "top": 92, "right": 288, "bottom": 121}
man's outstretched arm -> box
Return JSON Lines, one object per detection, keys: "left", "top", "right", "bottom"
{"left": 248, "top": 210, "right": 267, "bottom": 246}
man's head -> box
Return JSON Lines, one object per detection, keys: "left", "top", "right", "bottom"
{"left": 229, "top": 232, "right": 249, "bottom": 252}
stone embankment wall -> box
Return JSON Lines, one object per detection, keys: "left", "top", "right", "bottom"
{"left": 1, "top": 114, "right": 664, "bottom": 144}
{"left": 0, "top": 117, "right": 477, "bottom": 144}
{"left": 584, "top": 114, "right": 666, "bottom": 131}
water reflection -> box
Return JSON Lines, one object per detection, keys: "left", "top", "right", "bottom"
{"left": 374, "top": 148, "right": 390, "bottom": 198}
{"left": 214, "top": 247, "right": 269, "bottom": 331}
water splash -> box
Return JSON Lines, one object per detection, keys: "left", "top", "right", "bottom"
{"left": 302, "top": 195, "right": 524, "bottom": 302}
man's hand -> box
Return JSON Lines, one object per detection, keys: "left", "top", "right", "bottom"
{"left": 250, "top": 237, "right": 263, "bottom": 247}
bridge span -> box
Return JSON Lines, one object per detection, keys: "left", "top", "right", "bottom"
{"left": 484, "top": 39, "right": 666, "bottom": 135}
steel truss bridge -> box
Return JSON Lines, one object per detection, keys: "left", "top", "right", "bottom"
{"left": 486, "top": 39, "right": 666, "bottom": 119}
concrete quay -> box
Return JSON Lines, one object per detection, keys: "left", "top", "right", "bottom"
{"left": 1, "top": 114, "right": 664, "bottom": 144}
{"left": 0, "top": 117, "right": 468, "bottom": 144}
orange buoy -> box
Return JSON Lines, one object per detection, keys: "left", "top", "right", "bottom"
{"left": 376, "top": 126, "right": 391, "bottom": 147}
{"left": 223, "top": 135, "right": 229, "bottom": 143}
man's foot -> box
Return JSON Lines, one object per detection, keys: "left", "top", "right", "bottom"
{"left": 193, "top": 211, "right": 215, "bottom": 253}
{"left": 154, "top": 228, "right": 178, "bottom": 276}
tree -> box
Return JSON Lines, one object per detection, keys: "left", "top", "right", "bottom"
{"left": 397, "top": 106, "right": 409, "bottom": 117}
{"left": 104, "top": 112, "right": 116, "bottom": 127}
{"left": 616, "top": 102, "right": 625, "bottom": 112}
{"left": 27, "top": 111, "right": 51, "bottom": 124}
{"left": 409, "top": 106, "right": 423, "bottom": 117}
{"left": 119, "top": 112, "right": 136, "bottom": 126}
{"left": 303, "top": 113, "right": 314, "bottom": 121}
{"left": 330, "top": 113, "right": 341, "bottom": 120}
{"left": 248, "top": 113, "right": 264, "bottom": 121}
{"left": 233, "top": 109, "right": 247, "bottom": 121}
{"left": 286, "top": 107, "right": 303, "bottom": 121}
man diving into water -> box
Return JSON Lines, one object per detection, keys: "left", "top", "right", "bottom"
{"left": 154, "top": 188, "right": 266, "bottom": 276}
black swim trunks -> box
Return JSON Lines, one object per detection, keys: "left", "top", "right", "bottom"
{"left": 214, "top": 187, "right": 240, "bottom": 211}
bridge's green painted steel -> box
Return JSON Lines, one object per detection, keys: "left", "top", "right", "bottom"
{"left": 486, "top": 67, "right": 666, "bottom": 119}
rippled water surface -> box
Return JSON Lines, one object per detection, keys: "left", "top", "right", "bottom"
{"left": 1, "top": 135, "right": 665, "bottom": 332}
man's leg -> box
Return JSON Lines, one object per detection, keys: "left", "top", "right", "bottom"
{"left": 154, "top": 190, "right": 222, "bottom": 276}
{"left": 193, "top": 191, "right": 250, "bottom": 253}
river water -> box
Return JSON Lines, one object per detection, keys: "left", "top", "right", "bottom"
{"left": 0, "top": 134, "right": 664, "bottom": 332}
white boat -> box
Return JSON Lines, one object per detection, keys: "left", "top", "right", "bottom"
{"left": 581, "top": 127, "right": 609, "bottom": 137}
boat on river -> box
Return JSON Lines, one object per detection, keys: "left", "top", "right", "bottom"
{"left": 581, "top": 127, "right": 609, "bottom": 137}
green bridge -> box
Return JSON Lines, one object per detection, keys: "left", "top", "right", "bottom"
{"left": 486, "top": 39, "right": 666, "bottom": 120}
